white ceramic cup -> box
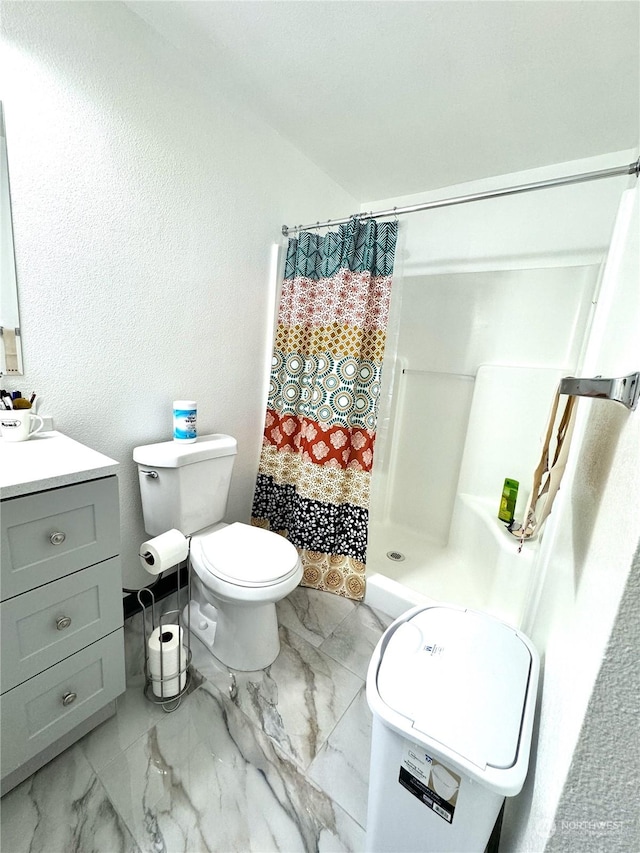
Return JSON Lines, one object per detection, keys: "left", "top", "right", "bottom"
{"left": 0, "top": 409, "right": 45, "bottom": 442}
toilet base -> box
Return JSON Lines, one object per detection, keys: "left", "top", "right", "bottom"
{"left": 185, "top": 600, "right": 218, "bottom": 650}
{"left": 183, "top": 598, "right": 281, "bottom": 672}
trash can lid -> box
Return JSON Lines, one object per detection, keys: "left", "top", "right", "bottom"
{"left": 376, "top": 606, "right": 532, "bottom": 770}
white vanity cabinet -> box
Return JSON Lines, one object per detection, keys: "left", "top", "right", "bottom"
{"left": 0, "top": 432, "right": 126, "bottom": 795}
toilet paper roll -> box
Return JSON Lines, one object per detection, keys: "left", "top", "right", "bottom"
{"left": 148, "top": 624, "right": 187, "bottom": 698}
{"left": 139, "top": 528, "right": 189, "bottom": 575}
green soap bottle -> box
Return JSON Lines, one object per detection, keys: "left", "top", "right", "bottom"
{"left": 498, "top": 478, "right": 519, "bottom": 524}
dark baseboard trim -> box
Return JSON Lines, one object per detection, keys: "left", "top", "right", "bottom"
{"left": 122, "top": 565, "right": 189, "bottom": 621}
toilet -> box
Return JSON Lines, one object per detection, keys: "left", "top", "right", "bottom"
{"left": 133, "top": 434, "right": 302, "bottom": 671}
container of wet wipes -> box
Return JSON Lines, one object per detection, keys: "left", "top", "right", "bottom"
{"left": 173, "top": 400, "right": 197, "bottom": 443}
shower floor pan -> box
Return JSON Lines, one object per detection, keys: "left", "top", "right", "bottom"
{"left": 366, "top": 496, "right": 536, "bottom": 627}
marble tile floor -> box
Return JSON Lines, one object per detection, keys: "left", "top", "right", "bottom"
{"left": 0, "top": 587, "right": 394, "bottom": 853}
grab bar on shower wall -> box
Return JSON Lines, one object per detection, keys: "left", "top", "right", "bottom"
{"left": 559, "top": 373, "right": 640, "bottom": 410}
{"left": 401, "top": 368, "right": 475, "bottom": 379}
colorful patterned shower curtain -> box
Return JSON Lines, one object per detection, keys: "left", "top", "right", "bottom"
{"left": 251, "top": 217, "right": 398, "bottom": 600}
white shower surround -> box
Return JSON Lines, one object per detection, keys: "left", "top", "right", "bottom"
{"left": 365, "top": 268, "right": 599, "bottom": 628}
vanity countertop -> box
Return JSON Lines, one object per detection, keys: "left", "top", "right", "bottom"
{"left": 0, "top": 431, "right": 119, "bottom": 499}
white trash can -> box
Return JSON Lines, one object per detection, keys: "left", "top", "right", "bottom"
{"left": 365, "top": 604, "right": 539, "bottom": 852}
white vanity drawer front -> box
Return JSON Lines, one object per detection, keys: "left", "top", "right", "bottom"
{"left": 1, "top": 557, "right": 123, "bottom": 693}
{"left": 0, "top": 629, "right": 125, "bottom": 778}
{"left": 1, "top": 477, "right": 120, "bottom": 601}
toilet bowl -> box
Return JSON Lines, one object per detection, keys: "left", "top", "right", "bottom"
{"left": 133, "top": 434, "right": 302, "bottom": 673}
{"left": 187, "top": 522, "right": 302, "bottom": 670}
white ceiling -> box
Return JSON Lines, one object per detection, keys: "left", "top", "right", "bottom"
{"left": 128, "top": 1, "right": 640, "bottom": 202}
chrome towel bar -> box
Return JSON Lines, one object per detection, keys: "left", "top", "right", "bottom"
{"left": 559, "top": 373, "right": 640, "bottom": 410}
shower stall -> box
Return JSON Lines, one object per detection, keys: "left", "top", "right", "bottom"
{"left": 363, "top": 157, "right": 638, "bottom": 628}
{"left": 366, "top": 264, "right": 599, "bottom": 627}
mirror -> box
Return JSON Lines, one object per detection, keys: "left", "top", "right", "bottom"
{"left": 1, "top": 102, "right": 23, "bottom": 375}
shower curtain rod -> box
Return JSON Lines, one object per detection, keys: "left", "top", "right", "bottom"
{"left": 281, "top": 158, "right": 640, "bottom": 236}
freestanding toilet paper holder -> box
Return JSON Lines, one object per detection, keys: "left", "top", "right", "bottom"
{"left": 137, "top": 564, "right": 192, "bottom": 712}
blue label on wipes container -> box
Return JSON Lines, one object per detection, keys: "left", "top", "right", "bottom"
{"left": 173, "top": 408, "right": 197, "bottom": 440}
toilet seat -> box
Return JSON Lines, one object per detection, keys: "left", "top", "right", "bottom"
{"left": 192, "top": 522, "right": 300, "bottom": 588}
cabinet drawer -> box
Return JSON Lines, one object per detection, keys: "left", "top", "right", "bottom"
{"left": 0, "top": 629, "right": 125, "bottom": 779}
{"left": 1, "top": 558, "right": 123, "bottom": 693}
{"left": 1, "top": 477, "right": 120, "bottom": 600}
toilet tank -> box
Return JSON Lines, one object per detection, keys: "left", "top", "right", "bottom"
{"left": 133, "top": 434, "right": 237, "bottom": 536}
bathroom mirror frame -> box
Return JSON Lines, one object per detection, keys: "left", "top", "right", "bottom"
{"left": 1, "top": 101, "right": 24, "bottom": 375}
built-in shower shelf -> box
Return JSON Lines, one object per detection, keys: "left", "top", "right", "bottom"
{"left": 456, "top": 495, "right": 532, "bottom": 548}
{"left": 445, "top": 493, "right": 537, "bottom": 627}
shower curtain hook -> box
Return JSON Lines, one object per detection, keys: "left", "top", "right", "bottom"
{"left": 393, "top": 206, "right": 399, "bottom": 224}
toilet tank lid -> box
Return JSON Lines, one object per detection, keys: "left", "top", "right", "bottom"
{"left": 133, "top": 434, "right": 237, "bottom": 468}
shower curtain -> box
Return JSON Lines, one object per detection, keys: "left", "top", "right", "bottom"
{"left": 251, "top": 217, "right": 398, "bottom": 600}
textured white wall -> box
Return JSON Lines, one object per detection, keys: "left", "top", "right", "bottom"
{"left": 546, "top": 541, "right": 640, "bottom": 851}
{"left": 0, "top": 1, "right": 356, "bottom": 588}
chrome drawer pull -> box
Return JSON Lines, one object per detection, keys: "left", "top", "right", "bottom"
{"left": 56, "top": 616, "right": 72, "bottom": 631}
{"left": 49, "top": 532, "right": 66, "bottom": 546}
{"left": 62, "top": 691, "right": 77, "bottom": 706}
